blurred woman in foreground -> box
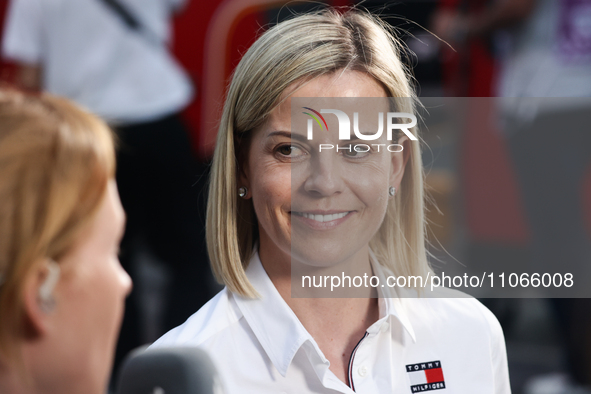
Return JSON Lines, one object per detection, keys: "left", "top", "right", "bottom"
{"left": 154, "top": 8, "right": 510, "bottom": 393}
{"left": 0, "top": 90, "right": 132, "bottom": 394}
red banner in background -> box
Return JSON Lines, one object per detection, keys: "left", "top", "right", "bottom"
{"left": 172, "top": 0, "right": 351, "bottom": 159}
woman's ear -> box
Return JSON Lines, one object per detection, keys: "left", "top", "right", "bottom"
{"left": 389, "top": 136, "right": 411, "bottom": 188}
{"left": 21, "top": 261, "right": 58, "bottom": 339}
{"left": 237, "top": 140, "right": 252, "bottom": 200}
{"left": 238, "top": 163, "right": 251, "bottom": 195}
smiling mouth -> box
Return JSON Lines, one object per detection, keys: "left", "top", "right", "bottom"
{"left": 291, "top": 211, "right": 352, "bottom": 223}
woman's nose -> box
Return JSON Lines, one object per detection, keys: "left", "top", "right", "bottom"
{"left": 303, "top": 153, "right": 345, "bottom": 197}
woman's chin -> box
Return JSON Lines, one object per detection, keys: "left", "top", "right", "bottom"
{"left": 289, "top": 243, "right": 360, "bottom": 271}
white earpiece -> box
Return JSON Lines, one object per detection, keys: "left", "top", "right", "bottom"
{"left": 38, "top": 260, "right": 60, "bottom": 313}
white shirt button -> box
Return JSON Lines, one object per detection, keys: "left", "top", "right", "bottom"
{"left": 358, "top": 365, "right": 368, "bottom": 377}
{"left": 381, "top": 322, "right": 390, "bottom": 333}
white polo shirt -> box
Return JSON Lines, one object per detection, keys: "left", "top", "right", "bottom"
{"left": 152, "top": 252, "right": 511, "bottom": 394}
{"left": 2, "top": 0, "right": 193, "bottom": 124}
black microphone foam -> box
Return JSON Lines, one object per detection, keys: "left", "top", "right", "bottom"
{"left": 115, "top": 346, "right": 223, "bottom": 394}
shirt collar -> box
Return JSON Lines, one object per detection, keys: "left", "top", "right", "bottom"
{"left": 233, "top": 251, "right": 313, "bottom": 377}
{"left": 233, "top": 250, "right": 416, "bottom": 377}
{"left": 369, "top": 250, "right": 416, "bottom": 342}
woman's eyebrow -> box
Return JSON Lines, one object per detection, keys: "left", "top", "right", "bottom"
{"left": 268, "top": 130, "right": 308, "bottom": 142}
{"left": 268, "top": 130, "right": 380, "bottom": 143}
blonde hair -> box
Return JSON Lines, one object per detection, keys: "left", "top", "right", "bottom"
{"left": 207, "top": 8, "right": 428, "bottom": 297}
{"left": 0, "top": 89, "right": 116, "bottom": 364}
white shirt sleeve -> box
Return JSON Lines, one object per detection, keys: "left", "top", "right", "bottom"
{"left": 2, "top": 0, "right": 44, "bottom": 64}
{"left": 482, "top": 305, "right": 512, "bottom": 394}
{"left": 493, "top": 326, "right": 512, "bottom": 394}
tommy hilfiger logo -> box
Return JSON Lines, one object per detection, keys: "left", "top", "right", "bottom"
{"left": 406, "top": 360, "right": 446, "bottom": 392}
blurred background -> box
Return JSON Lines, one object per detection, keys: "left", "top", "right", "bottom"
{"left": 1, "top": 0, "right": 590, "bottom": 393}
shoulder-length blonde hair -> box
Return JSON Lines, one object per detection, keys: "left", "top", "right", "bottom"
{"left": 207, "top": 8, "right": 427, "bottom": 297}
{"left": 0, "top": 89, "right": 115, "bottom": 364}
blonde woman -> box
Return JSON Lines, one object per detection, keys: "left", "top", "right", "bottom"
{"left": 154, "top": 9, "right": 510, "bottom": 394}
{"left": 0, "top": 90, "right": 132, "bottom": 394}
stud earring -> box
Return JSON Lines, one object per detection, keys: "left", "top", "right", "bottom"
{"left": 238, "top": 187, "right": 248, "bottom": 198}
{"left": 389, "top": 186, "right": 396, "bottom": 196}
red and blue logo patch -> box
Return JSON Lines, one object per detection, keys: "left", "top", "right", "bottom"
{"left": 406, "top": 360, "right": 445, "bottom": 392}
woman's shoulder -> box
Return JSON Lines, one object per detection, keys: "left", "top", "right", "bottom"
{"left": 400, "top": 287, "right": 504, "bottom": 342}
{"left": 396, "top": 289, "right": 510, "bottom": 392}
{"left": 150, "top": 287, "right": 243, "bottom": 348}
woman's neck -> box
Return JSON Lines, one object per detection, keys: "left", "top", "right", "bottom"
{"left": 0, "top": 374, "right": 21, "bottom": 394}
{"left": 0, "top": 348, "right": 102, "bottom": 394}
{"left": 0, "top": 364, "right": 31, "bottom": 394}
{"left": 259, "top": 241, "right": 380, "bottom": 386}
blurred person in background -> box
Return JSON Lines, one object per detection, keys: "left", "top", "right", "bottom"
{"left": 0, "top": 89, "right": 132, "bottom": 394}
{"left": 436, "top": 0, "right": 591, "bottom": 392}
{"left": 497, "top": 1, "right": 591, "bottom": 392}
{"left": 1, "top": 0, "right": 215, "bottom": 375}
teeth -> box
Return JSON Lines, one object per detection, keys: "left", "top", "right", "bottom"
{"left": 295, "top": 212, "right": 349, "bottom": 222}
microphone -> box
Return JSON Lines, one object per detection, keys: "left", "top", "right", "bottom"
{"left": 115, "top": 346, "right": 224, "bottom": 394}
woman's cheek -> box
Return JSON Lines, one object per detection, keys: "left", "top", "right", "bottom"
{"left": 261, "top": 167, "right": 292, "bottom": 199}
